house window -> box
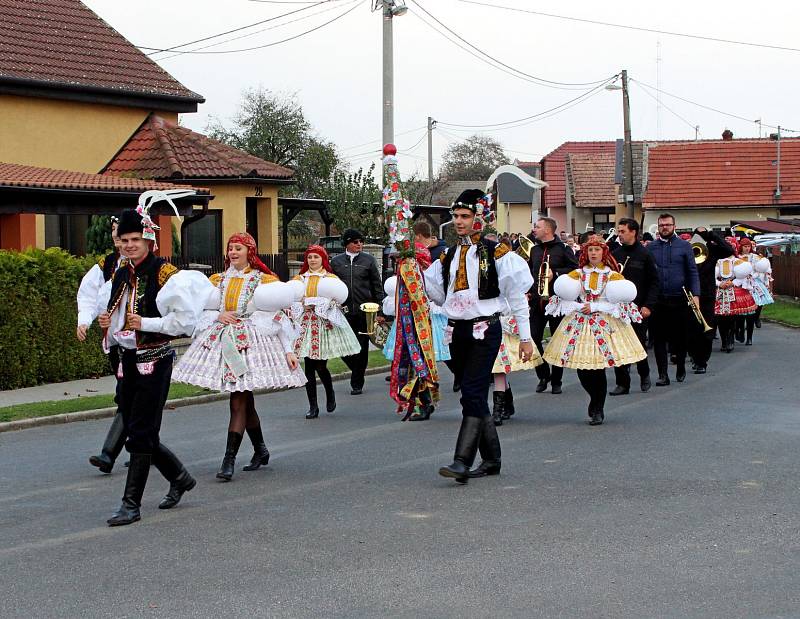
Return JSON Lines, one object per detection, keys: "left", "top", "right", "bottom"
{"left": 246, "top": 197, "right": 259, "bottom": 244}
{"left": 185, "top": 210, "right": 222, "bottom": 258}
{"left": 592, "top": 211, "right": 616, "bottom": 235}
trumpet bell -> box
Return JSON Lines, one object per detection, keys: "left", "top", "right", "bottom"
{"left": 516, "top": 235, "right": 534, "bottom": 260}
{"left": 692, "top": 242, "right": 708, "bottom": 264}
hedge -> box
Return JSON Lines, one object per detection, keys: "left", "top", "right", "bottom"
{"left": 0, "top": 248, "right": 110, "bottom": 390}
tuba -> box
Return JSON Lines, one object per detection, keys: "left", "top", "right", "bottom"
{"left": 359, "top": 302, "right": 388, "bottom": 347}
{"left": 537, "top": 255, "right": 552, "bottom": 299}
{"left": 692, "top": 242, "right": 708, "bottom": 264}
{"left": 516, "top": 234, "right": 534, "bottom": 260}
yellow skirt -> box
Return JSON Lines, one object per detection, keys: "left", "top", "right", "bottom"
{"left": 493, "top": 331, "right": 543, "bottom": 374}
{"left": 543, "top": 312, "right": 646, "bottom": 370}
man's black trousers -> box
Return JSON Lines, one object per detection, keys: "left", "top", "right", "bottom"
{"left": 342, "top": 312, "right": 370, "bottom": 390}
{"left": 448, "top": 320, "right": 502, "bottom": 419}
{"left": 530, "top": 304, "right": 564, "bottom": 386}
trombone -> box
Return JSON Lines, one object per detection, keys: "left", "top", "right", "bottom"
{"left": 682, "top": 286, "right": 712, "bottom": 332}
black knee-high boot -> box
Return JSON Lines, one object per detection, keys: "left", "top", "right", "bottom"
{"left": 503, "top": 386, "right": 515, "bottom": 419}
{"left": 317, "top": 361, "right": 336, "bottom": 412}
{"left": 243, "top": 424, "right": 270, "bottom": 471}
{"left": 438, "top": 416, "right": 484, "bottom": 484}
{"left": 154, "top": 443, "right": 196, "bottom": 509}
{"left": 304, "top": 358, "right": 319, "bottom": 419}
{"left": 90, "top": 412, "right": 126, "bottom": 474}
{"left": 216, "top": 432, "right": 243, "bottom": 481}
{"left": 467, "top": 417, "right": 502, "bottom": 478}
{"left": 745, "top": 314, "right": 755, "bottom": 345}
{"left": 107, "top": 453, "right": 151, "bottom": 526}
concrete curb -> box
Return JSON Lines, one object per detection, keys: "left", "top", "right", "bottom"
{"left": 762, "top": 318, "right": 799, "bottom": 329}
{"left": 0, "top": 365, "right": 391, "bottom": 434}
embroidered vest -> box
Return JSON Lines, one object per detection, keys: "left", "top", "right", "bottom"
{"left": 441, "top": 237, "right": 500, "bottom": 301}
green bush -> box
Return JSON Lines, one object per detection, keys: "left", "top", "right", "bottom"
{"left": 0, "top": 248, "right": 109, "bottom": 390}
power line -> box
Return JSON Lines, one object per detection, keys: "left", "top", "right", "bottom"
{"left": 152, "top": 0, "right": 356, "bottom": 60}
{"left": 139, "top": 0, "right": 336, "bottom": 54}
{"left": 456, "top": 0, "right": 800, "bottom": 54}
{"left": 437, "top": 77, "right": 617, "bottom": 130}
{"left": 632, "top": 78, "right": 799, "bottom": 133}
{"left": 408, "top": 0, "right": 615, "bottom": 89}
{"left": 632, "top": 82, "right": 698, "bottom": 133}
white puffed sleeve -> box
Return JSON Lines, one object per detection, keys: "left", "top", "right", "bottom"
{"left": 96, "top": 279, "right": 112, "bottom": 320}
{"left": 546, "top": 272, "right": 584, "bottom": 317}
{"left": 77, "top": 264, "right": 106, "bottom": 326}
{"left": 496, "top": 252, "right": 534, "bottom": 340}
{"left": 140, "top": 270, "right": 213, "bottom": 337}
{"left": 382, "top": 276, "right": 397, "bottom": 316}
{"left": 382, "top": 295, "right": 396, "bottom": 317}
{"left": 194, "top": 280, "right": 222, "bottom": 335}
{"left": 732, "top": 261, "right": 754, "bottom": 287}
{"left": 423, "top": 260, "right": 446, "bottom": 306}
{"left": 253, "top": 281, "right": 296, "bottom": 312}
{"left": 754, "top": 257, "right": 772, "bottom": 274}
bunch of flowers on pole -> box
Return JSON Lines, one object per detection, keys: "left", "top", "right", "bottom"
{"left": 382, "top": 144, "right": 439, "bottom": 418}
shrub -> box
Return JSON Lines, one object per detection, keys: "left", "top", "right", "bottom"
{"left": 0, "top": 248, "right": 109, "bottom": 390}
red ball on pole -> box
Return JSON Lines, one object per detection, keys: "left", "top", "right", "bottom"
{"left": 383, "top": 143, "right": 397, "bottom": 156}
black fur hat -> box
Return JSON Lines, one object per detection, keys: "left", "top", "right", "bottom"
{"left": 451, "top": 189, "right": 485, "bottom": 212}
{"left": 116, "top": 209, "right": 144, "bottom": 237}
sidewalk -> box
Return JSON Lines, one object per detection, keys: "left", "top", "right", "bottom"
{"left": 0, "top": 374, "right": 118, "bottom": 407}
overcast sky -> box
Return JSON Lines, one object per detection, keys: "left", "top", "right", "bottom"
{"left": 86, "top": 0, "right": 799, "bottom": 178}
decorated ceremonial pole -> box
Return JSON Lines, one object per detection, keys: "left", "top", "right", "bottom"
{"left": 381, "top": 144, "right": 439, "bottom": 418}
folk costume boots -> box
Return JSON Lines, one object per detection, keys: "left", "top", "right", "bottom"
{"left": 89, "top": 412, "right": 126, "bottom": 474}
{"left": 438, "top": 416, "right": 484, "bottom": 484}
{"left": 217, "top": 431, "right": 243, "bottom": 481}
{"left": 502, "top": 387, "right": 515, "bottom": 419}
{"left": 491, "top": 391, "right": 505, "bottom": 426}
{"left": 153, "top": 443, "right": 196, "bottom": 509}
{"left": 243, "top": 425, "right": 270, "bottom": 471}
{"left": 107, "top": 453, "right": 150, "bottom": 526}
{"left": 305, "top": 381, "right": 320, "bottom": 419}
{"left": 467, "top": 418, "right": 502, "bottom": 478}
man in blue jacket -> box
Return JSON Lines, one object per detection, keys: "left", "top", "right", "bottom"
{"left": 647, "top": 213, "right": 700, "bottom": 386}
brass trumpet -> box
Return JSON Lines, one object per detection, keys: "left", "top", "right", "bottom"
{"left": 516, "top": 234, "right": 534, "bottom": 261}
{"left": 537, "top": 255, "right": 552, "bottom": 298}
{"left": 682, "top": 286, "right": 712, "bottom": 332}
{"left": 692, "top": 242, "right": 708, "bottom": 264}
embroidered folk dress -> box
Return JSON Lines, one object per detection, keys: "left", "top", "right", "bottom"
{"left": 491, "top": 315, "right": 543, "bottom": 374}
{"left": 172, "top": 267, "right": 306, "bottom": 392}
{"left": 740, "top": 253, "right": 774, "bottom": 307}
{"left": 543, "top": 265, "right": 646, "bottom": 370}
{"left": 382, "top": 292, "right": 451, "bottom": 362}
{"left": 714, "top": 257, "right": 757, "bottom": 316}
{"left": 291, "top": 271, "right": 361, "bottom": 360}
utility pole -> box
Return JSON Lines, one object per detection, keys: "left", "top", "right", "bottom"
{"left": 776, "top": 125, "right": 782, "bottom": 198}
{"left": 382, "top": 2, "right": 394, "bottom": 146}
{"left": 427, "top": 116, "right": 436, "bottom": 184}
{"left": 621, "top": 70, "right": 635, "bottom": 218}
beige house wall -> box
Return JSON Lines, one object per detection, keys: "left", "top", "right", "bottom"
{"left": 641, "top": 207, "right": 780, "bottom": 232}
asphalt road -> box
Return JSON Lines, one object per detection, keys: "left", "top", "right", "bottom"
{"left": 2, "top": 324, "right": 799, "bottom": 618}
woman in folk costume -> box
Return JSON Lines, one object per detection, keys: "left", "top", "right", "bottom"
{"left": 490, "top": 313, "right": 543, "bottom": 426}
{"left": 714, "top": 245, "right": 757, "bottom": 353}
{"left": 736, "top": 237, "right": 773, "bottom": 342}
{"left": 172, "top": 232, "right": 305, "bottom": 481}
{"left": 381, "top": 241, "right": 447, "bottom": 420}
{"left": 543, "top": 239, "right": 646, "bottom": 426}
{"left": 288, "top": 245, "right": 361, "bottom": 419}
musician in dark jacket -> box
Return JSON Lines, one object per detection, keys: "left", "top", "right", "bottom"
{"left": 610, "top": 218, "right": 658, "bottom": 394}
{"left": 647, "top": 213, "right": 700, "bottom": 386}
{"left": 687, "top": 227, "right": 734, "bottom": 373}
{"left": 527, "top": 217, "right": 578, "bottom": 394}
{"left": 330, "top": 228, "right": 385, "bottom": 394}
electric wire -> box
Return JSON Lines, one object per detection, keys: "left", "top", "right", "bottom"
{"left": 152, "top": 0, "right": 359, "bottom": 60}
{"left": 456, "top": 0, "right": 800, "bottom": 54}
{"left": 632, "top": 82, "right": 699, "bottom": 134}
{"left": 408, "top": 0, "right": 615, "bottom": 89}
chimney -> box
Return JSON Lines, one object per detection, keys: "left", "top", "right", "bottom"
{"left": 722, "top": 129, "right": 734, "bottom": 141}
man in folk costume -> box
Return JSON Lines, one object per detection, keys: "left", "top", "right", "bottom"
{"left": 77, "top": 215, "right": 130, "bottom": 474}
{"left": 424, "top": 189, "right": 534, "bottom": 483}
{"left": 98, "top": 191, "right": 208, "bottom": 526}
{"left": 381, "top": 145, "right": 440, "bottom": 419}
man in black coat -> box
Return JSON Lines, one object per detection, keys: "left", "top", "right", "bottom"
{"left": 687, "top": 227, "right": 733, "bottom": 372}
{"left": 610, "top": 218, "right": 659, "bottom": 394}
{"left": 330, "top": 228, "right": 385, "bottom": 395}
{"left": 528, "top": 216, "right": 578, "bottom": 394}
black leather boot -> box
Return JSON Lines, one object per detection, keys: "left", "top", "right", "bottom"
{"left": 159, "top": 469, "right": 196, "bottom": 509}
{"left": 467, "top": 418, "right": 502, "bottom": 478}
{"left": 216, "top": 432, "right": 243, "bottom": 481}
{"left": 438, "top": 416, "right": 483, "bottom": 484}
{"left": 324, "top": 385, "right": 336, "bottom": 413}
{"left": 242, "top": 425, "right": 270, "bottom": 471}
{"left": 152, "top": 443, "right": 195, "bottom": 509}
{"left": 305, "top": 382, "right": 319, "bottom": 419}
{"left": 503, "top": 387, "right": 515, "bottom": 419}
{"left": 90, "top": 412, "right": 126, "bottom": 474}
{"left": 491, "top": 391, "right": 505, "bottom": 426}
{"left": 107, "top": 453, "right": 150, "bottom": 526}
{"left": 735, "top": 321, "right": 745, "bottom": 343}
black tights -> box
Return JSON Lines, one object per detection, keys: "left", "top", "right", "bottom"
{"left": 736, "top": 314, "right": 756, "bottom": 342}
{"left": 228, "top": 391, "right": 261, "bottom": 434}
{"left": 576, "top": 369, "right": 607, "bottom": 416}
{"left": 304, "top": 357, "right": 333, "bottom": 401}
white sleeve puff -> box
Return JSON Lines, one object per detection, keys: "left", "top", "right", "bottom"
{"left": 423, "top": 260, "right": 446, "bottom": 306}
{"left": 140, "top": 270, "right": 213, "bottom": 337}
{"left": 77, "top": 264, "right": 106, "bottom": 326}
{"left": 496, "top": 252, "right": 534, "bottom": 340}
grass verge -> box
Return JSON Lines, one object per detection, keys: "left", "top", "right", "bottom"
{"left": 761, "top": 300, "right": 800, "bottom": 327}
{"left": 0, "top": 350, "right": 390, "bottom": 424}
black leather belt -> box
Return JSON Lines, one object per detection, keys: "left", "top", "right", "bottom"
{"left": 448, "top": 313, "right": 501, "bottom": 326}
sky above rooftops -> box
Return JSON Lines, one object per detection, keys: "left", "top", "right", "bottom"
{"left": 83, "top": 0, "right": 799, "bottom": 178}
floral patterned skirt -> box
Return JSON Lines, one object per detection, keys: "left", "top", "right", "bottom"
{"left": 543, "top": 312, "right": 646, "bottom": 370}
{"left": 173, "top": 323, "right": 306, "bottom": 393}
{"left": 383, "top": 312, "right": 451, "bottom": 362}
{"left": 294, "top": 309, "right": 361, "bottom": 360}
{"left": 492, "top": 331, "right": 543, "bottom": 374}
{"left": 749, "top": 279, "right": 774, "bottom": 306}
{"left": 714, "top": 286, "right": 757, "bottom": 316}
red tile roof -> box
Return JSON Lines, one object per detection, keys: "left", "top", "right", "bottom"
{"left": 541, "top": 141, "right": 617, "bottom": 211}
{"left": 0, "top": 161, "right": 209, "bottom": 194}
{"left": 733, "top": 219, "right": 800, "bottom": 233}
{"left": 103, "top": 115, "right": 295, "bottom": 181}
{"left": 567, "top": 153, "right": 617, "bottom": 208}
{"left": 0, "top": 0, "right": 203, "bottom": 105}
{"left": 643, "top": 139, "right": 800, "bottom": 209}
